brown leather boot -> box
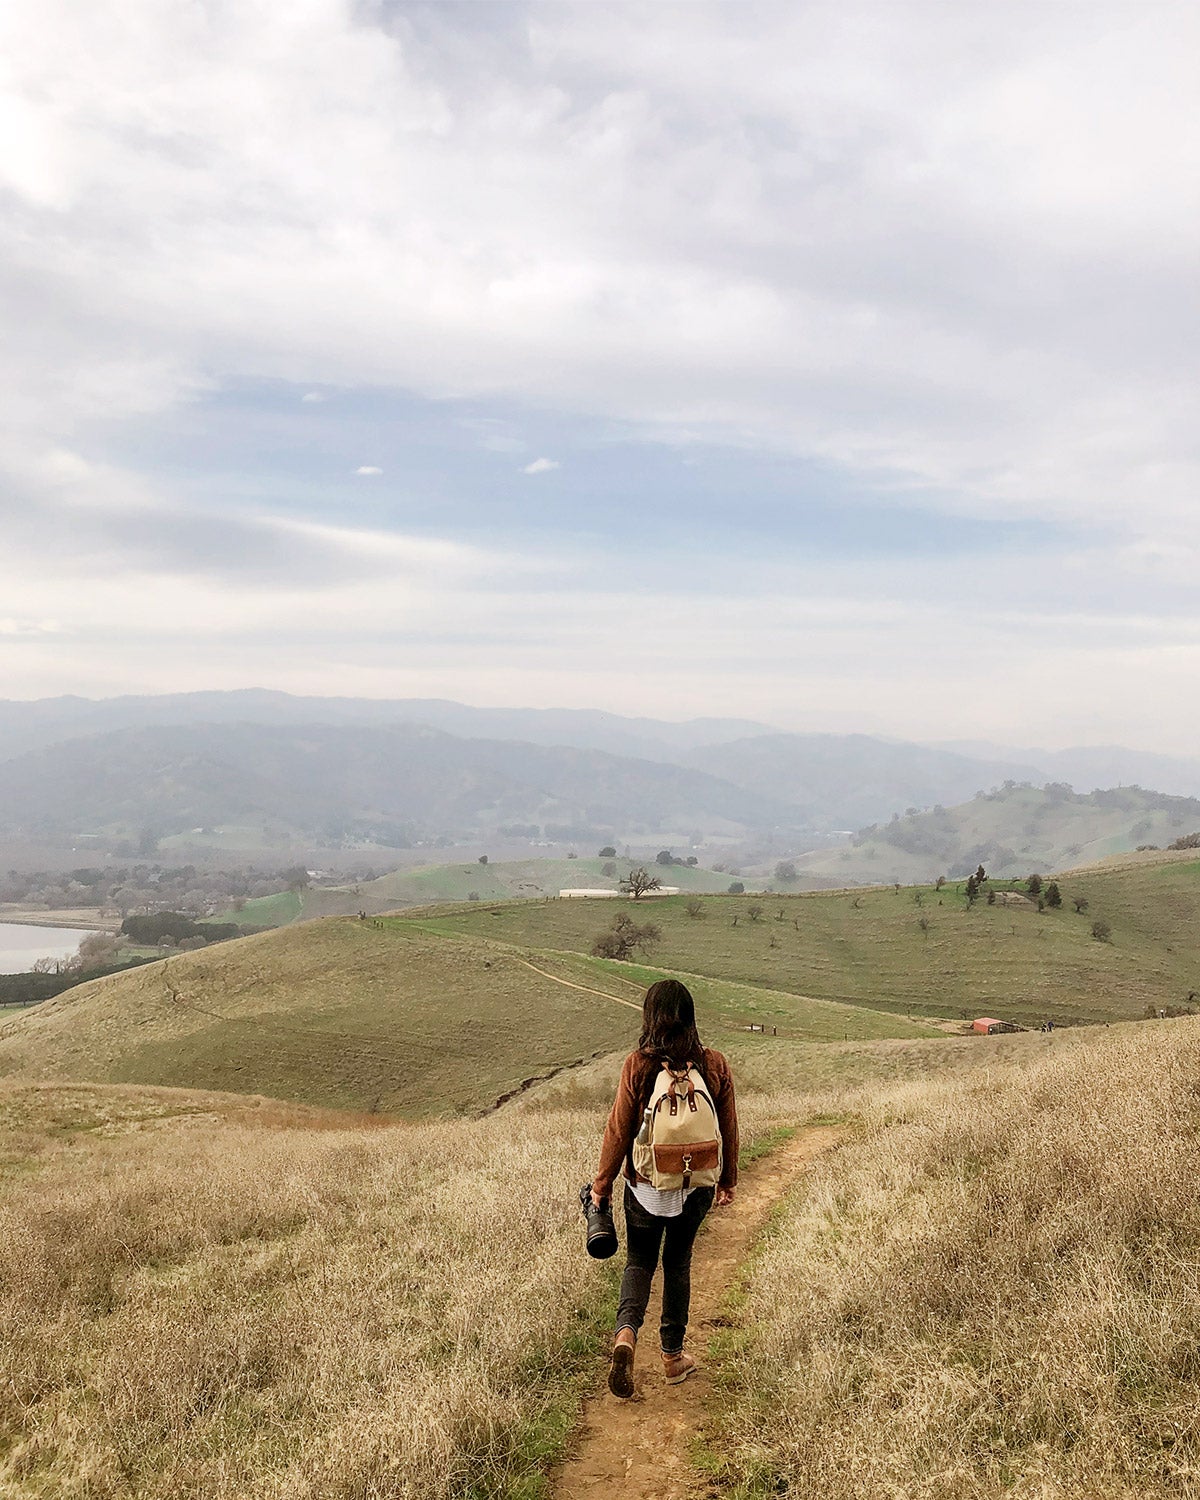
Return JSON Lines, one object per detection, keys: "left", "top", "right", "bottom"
{"left": 661, "top": 1350, "right": 697, "bottom": 1385}
{"left": 608, "top": 1328, "right": 636, "bottom": 1398}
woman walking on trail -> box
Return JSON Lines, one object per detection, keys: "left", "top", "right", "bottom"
{"left": 590, "top": 978, "right": 739, "bottom": 1398}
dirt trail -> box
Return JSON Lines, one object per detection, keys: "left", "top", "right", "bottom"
{"left": 553, "top": 1125, "right": 844, "bottom": 1500}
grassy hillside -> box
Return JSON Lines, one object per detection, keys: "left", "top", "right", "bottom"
{"left": 7, "top": 1024, "right": 1200, "bottom": 1498}
{"left": 0, "top": 1080, "right": 625, "bottom": 1500}
{"left": 0, "top": 914, "right": 937, "bottom": 1113}
{"left": 423, "top": 855, "right": 1200, "bottom": 1026}
{"left": 3, "top": 854, "right": 1196, "bottom": 1111}
{"left": 793, "top": 782, "right": 1200, "bottom": 884}
{"left": 710, "top": 1019, "right": 1200, "bottom": 1499}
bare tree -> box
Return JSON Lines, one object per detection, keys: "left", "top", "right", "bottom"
{"left": 620, "top": 866, "right": 662, "bottom": 900}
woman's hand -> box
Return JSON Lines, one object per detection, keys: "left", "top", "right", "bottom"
{"left": 715, "top": 1186, "right": 735, "bottom": 1208}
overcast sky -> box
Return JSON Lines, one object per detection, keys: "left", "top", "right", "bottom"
{"left": 1, "top": 1, "right": 1198, "bottom": 750}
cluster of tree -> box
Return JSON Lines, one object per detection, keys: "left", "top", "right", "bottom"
{"left": 0, "top": 954, "right": 158, "bottom": 1008}
{"left": 120, "top": 912, "right": 260, "bottom": 946}
{"left": 1169, "top": 831, "right": 1200, "bottom": 850}
{"left": 654, "top": 849, "right": 699, "bottom": 866}
{"left": 0, "top": 862, "right": 320, "bottom": 918}
{"left": 591, "top": 912, "right": 662, "bottom": 961}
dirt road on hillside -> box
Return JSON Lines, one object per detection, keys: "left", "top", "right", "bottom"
{"left": 553, "top": 1126, "right": 844, "bottom": 1500}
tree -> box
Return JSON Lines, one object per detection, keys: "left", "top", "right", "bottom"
{"left": 935, "top": 876, "right": 947, "bottom": 890}
{"left": 601, "top": 862, "right": 617, "bottom": 878}
{"left": 598, "top": 846, "right": 617, "bottom": 858}
{"left": 747, "top": 904, "right": 763, "bottom": 922}
{"left": 655, "top": 849, "right": 676, "bottom": 866}
{"left": 774, "top": 860, "right": 797, "bottom": 883}
{"left": 591, "top": 912, "right": 662, "bottom": 961}
{"left": 620, "top": 866, "right": 662, "bottom": 900}
{"left": 685, "top": 899, "right": 704, "bottom": 920}
{"left": 685, "top": 855, "right": 698, "bottom": 867}
{"left": 1091, "top": 919, "right": 1112, "bottom": 942}
{"left": 478, "top": 854, "right": 488, "bottom": 865}
{"left": 727, "top": 881, "right": 745, "bottom": 895}
{"left": 1027, "top": 873, "right": 1043, "bottom": 896}
{"left": 1072, "top": 896, "right": 1089, "bottom": 914}
{"left": 1044, "top": 881, "right": 1062, "bottom": 909}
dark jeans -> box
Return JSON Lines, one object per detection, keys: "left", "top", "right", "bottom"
{"left": 616, "top": 1182, "right": 715, "bottom": 1355}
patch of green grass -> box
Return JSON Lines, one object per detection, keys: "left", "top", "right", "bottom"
{"left": 206, "top": 889, "right": 303, "bottom": 927}
{"left": 421, "top": 862, "right": 1200, "bottom": 1027}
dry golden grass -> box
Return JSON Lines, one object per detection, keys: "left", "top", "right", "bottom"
{"left": 0, "top": 1077, "right": 807, "bottom": 1499}
{"left": 711, "top": 1019, "right": 1200, "bottom": 1498}
{"left": 0, "top": 1090, "right": 624, "bottom": 1500}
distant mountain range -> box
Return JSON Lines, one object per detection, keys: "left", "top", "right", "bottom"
{"left": 0, "top": 691, "right": 1196, "bottom": 853}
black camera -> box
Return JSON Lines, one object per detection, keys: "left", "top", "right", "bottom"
{"left": 579, "top": 1183, "right": 618, "bottom": 1259}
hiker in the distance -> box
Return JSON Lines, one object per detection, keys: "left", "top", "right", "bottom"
{"left": 590, "top": 978, "right": 739, "bottom": 1398}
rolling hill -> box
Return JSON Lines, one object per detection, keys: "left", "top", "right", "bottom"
{"left": 788, "top": 782, "right": 1200, "bottom": 884}
{"left": 2, "top": 852, "right": 1197, "bottom": 1112}
{"left": 419, "top": 851, "right": 1200, "bottom": 1028}
{"left": 0, "top": 915, "right": 937, "bottom": 1114}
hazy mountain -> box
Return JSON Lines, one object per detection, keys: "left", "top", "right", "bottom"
{"left": 0, "top": 722, "right": 801, "bottom": 845}
{"left": 936, "top": 740, "right": 1200, "bottom": 799}
{"left": 0, "top": 691, "right": 774, "bottom": 764}
{"left": 683, "top": 734, "right": 1045, "bottom": 830}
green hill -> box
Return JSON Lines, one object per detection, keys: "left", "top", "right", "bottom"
{"left": 421, "top": 852, "right": 1200, "bottom": 1027}
{"left": 0, "top": 915, "right": 935, "bottom": 1114}
{"left": 791, "top": 782, "right": 1200, "bottom": 885}
{"left": 3, "top": 853, "right": 1195, "bottom": 1114}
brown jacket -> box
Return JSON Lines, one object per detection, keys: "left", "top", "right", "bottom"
{"left": 592, "top": 1048, "right": 739, "bottom": 1200}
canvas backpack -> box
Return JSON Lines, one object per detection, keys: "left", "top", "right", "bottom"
{"left": 631, "top": 1061, "right": 722, "bottom": 1191}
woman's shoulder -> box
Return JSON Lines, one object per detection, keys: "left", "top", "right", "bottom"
{"left": 701, "top": 1046, "right": 732, "bottom": 1079}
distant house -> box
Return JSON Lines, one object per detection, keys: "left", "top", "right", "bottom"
{"left": 972, "top": 1017, "right": 1021, "bottom": 1034}
{"left": 995, "top": 891, "right": 1036, "bottom": 909}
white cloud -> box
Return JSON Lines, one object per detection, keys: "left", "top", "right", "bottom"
{"left": 301, "top": 391, "right": 325, "bottom": 403}
{"left": 0, "top": 1, "right": 1198, "bottom": 742}
{"left": 1, "top": 0, "right": 1196, "bottom": 538}
{"left": 522, "top": 457, "right": 559, "bottom": 475}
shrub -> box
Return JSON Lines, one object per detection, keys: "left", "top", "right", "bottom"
{"left": 728, "top": 881, "right": 745, "bottom": 895}
{"left": 591, "top": 912, "right": 661, "bottom": 961}
{"left": 685, "top": 899, "right": 704, "bottom": 920}
{"left": 1091, "top": 919, "right": 1112, "bottom": 942}
{"left": 747, "top": 904, "right": 764, "bottom": 923}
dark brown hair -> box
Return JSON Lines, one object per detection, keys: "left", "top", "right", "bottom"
{"left": 638, "top": 978, "right": 705, "bottom": 1071}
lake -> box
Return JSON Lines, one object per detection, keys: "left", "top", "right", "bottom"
{"left": 0, "top": 923, "right": 100, "bottom": 975}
